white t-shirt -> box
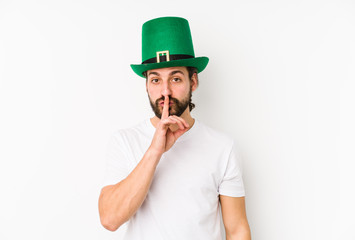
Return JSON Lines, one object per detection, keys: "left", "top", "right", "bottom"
{"left": 102, "top": 118, "right": 245, "bottom": 240}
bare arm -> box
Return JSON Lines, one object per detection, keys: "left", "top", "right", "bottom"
{"left": 220, "top": 195, "right": 251, "bottom": 240}
{"left": 98, "top": 95, "right": 189, "bottom": 231}
{"left": 98, "top": 147, "right": 162, "bottom": 231}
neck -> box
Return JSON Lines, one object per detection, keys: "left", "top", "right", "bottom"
{"left": 150, "top": 108, "right": 195, "bottom": 132}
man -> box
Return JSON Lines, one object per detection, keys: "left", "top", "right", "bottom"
{"left": 98, "top": 16, "right": 251, "bottom": 240}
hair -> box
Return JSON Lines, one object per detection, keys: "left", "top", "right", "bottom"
{"left": 143, "top": 66, "right": 198, "bottom": 111}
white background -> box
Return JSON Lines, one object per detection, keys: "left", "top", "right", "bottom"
{"left": 0, "top": 0, "right": 354, "bottom": 239}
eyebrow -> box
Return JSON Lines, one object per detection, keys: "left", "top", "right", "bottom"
{"left": 148, "top": 70, "right": 185, "bottom": 77}
{"left": 170, "top": 70, "right": 185, "bottom": 76}
{"left": 148, "top": 71, "right": 159, "bottom": 77}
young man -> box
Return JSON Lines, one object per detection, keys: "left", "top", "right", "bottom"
{"left": 98, "top": 16, "right": 251, "bottom": 240}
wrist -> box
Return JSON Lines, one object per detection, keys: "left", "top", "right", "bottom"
{"left": 146, "top": 146, "right": 163, "bottom": 160}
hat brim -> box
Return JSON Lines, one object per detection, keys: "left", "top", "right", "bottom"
{"left": 130, "top": 57, "right": 209, "bottom": 78}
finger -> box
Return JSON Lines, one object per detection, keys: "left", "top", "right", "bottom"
{"left": 161, "top": 95, "right": 170, "bottom": 120}
{"left": 169, "top": 116, "right": 186, "bottom": 130}
{"left": 160, "top": 117, "right": 177, "bottom": 128}
{"left": 173, "top": 127, "right": 189, "bottom": 139}
{"left": 170, "top": 115, "right": 189, "bottom": 128}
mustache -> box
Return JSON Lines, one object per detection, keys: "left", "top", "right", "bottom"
{"left": 155, "top": 96, "right": 179, "bottom": 105}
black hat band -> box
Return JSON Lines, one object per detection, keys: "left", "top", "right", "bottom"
{"left": 142, "top": 54, "right": 194, "bottom": 64}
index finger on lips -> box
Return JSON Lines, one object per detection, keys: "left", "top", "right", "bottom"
{"left": 161, "top": 95, "right": 170, "bottom": 119}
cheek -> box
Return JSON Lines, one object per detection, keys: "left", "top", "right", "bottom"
{"left": 176, "top": 85, "right": 190, "bottom": 96}
{"left": 147, "top": 87, "right": 159, "bottom": 100}
{"left": 175, "top": 89, "right": 186, "bottom": 97}
{"left": 147, "top": 84, "right": 188, "bottom": 98}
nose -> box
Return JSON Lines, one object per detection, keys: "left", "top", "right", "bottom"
{"left": 161, "top": 81, "right": 172, "bottom": 97}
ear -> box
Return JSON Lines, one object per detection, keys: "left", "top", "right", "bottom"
{"left": 190, "top": 73, "right": 198, "bottom": 92}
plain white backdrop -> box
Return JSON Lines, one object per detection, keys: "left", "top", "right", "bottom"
{"left": 0, "top": 0, "right": 354, "bottom": 239}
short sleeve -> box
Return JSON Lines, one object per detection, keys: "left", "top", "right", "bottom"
{"left": 101, "top": 131, "right": 131, "bottom": 187}
{"left": 218, "top": 141, "right": 245, "bottom": 197}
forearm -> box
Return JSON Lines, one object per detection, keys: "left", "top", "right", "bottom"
{"left": 99, "top": 147, "right": 162, "bottom": 231}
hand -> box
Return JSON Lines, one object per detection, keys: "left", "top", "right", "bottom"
{"left": 149, "top": 95, "right": 190, "bottom": 155}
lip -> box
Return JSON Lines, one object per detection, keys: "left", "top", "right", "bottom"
{"left": 160, "top": 101, "right": 173, "bottom": 107}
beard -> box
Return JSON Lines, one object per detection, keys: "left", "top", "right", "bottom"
{"left": 148, "top": 88, "right": 192, "bottom": 119}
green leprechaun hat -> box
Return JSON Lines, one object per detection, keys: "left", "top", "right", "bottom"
{"left": 130, "top": 16, "right": 209, "bottom": 78}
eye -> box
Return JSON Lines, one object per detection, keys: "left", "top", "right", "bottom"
{"left": 151, "top": 78, "right": 159, "bottom": 83}
{"left": 172, "top": 77, "right": 181, "bottom": 82}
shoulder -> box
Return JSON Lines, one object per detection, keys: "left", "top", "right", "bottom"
{"left": 196, "top": 120, "right": 235, "bottom": 147}
{"left": 110, "top": 118, "right": 152, "bottom": 141}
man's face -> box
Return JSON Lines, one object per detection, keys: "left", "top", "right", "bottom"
{"left": 146, "top": 66, "right": 197, "bottom": 119}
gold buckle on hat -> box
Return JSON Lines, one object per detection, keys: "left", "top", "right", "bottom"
{"left": 156, "top": 50, "right": 170, "bottom": 63}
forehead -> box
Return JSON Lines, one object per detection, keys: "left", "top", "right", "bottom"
{"left": 147, "top": 66, "right": 188, "bottom": 76}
